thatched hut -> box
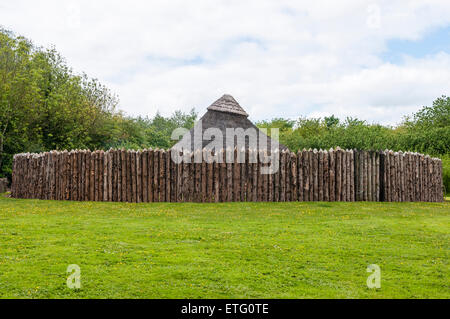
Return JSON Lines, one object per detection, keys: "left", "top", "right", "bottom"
{"left": 172, "top": 94, "right": 288, "bottom": 152}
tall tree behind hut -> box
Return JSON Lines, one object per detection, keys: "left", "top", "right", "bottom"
{"left": 0, "top": 28, "right": 119, "bottom": 180}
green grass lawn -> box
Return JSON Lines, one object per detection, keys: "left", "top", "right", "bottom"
{"left": 0, "top": 195, "right": 448, "bottom": 299}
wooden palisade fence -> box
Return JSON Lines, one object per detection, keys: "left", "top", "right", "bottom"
{"left": 11, "top": 148, "right": 444, "bottom": 202}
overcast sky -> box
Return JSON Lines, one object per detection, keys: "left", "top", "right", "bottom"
{"left": 1, "top": 0, "right": 449, "bottom": 125}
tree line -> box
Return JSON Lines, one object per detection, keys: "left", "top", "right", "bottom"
{"left": 256, "top": 97, "right": 449, "bottom": 194}
{"left": 0, "top": 28, "right": 448, "bottom": 193}
{"left": 0, "top": 28, "right": 196, "bottom": 180}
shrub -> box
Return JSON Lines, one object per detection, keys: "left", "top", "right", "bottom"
{"left": 441, "top": 154, "right": 450, "bottom": 196}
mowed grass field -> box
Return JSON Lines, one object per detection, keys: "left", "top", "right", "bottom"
{"left": 0, "top": 195, "right": 448, "bottom": 299}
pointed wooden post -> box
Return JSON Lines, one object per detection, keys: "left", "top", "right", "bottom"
{"left": 347, "top": 150, "right": 352, "bottom": 202}
{"left": 256, "top": 151, "right": 262, "bottom": 202}
{"left": 375, "top": 151, "right": 380, "bottom": 202}
{"left": 146, "top": 149, "right": 153, "bottom": 202}
{"left": 151, "top": 149, "right": 158, "bottom": 202}
{"left": 406, "top": 152, "right": 411, "bottom": 202}
{"left": 72, "top": 151, "right": 78, "bottom": 201}
{"left": 77, "top": 151, "right": 82, "bottom": 201}
{"left": 279, "top": 150, "right": 285, "bottom": 201}
{"left": 397, "top": 152, "right": 402, "bottom": 202}
{"left": 303, "top": 150, "right": 309, "bottom": 201}
{"left": 125, "top": 150, "right": 131, "bottom": 202}
{"left": 273, "top": 149, "right": 280, "bottom": 202}
{"left": 434, "top": 158, "right": 439, "bottom": 202}
{"left": 372, "top": 151, "right": 377, "bottom": 201}
{"left": 263, "top": 151, "right": 270, "bottom": 202}
{"left": 83, "top": 151, "right": 88, "bottom": 202}
{"left": 224, "top": 148, "right": 231, "bottom": 202}
{"left": 266, "top": 149, "right": 270, "bottom": 202}
{"left": 430, "top": 157, "right": 435, "bottom": 202}
{"left": 415, "top": 154, "right": 420, "bottom": 202}
{"left": 345, "top": 149, "right": 350, "bottom": 202}
{"left": 297, "top": 150, "right": 303, "bottom": 202}
{"left": 411, "top": 152, "right": 416, "bottom": 202}
{"left": 58, "top": 152, "right": 63, "bottom": 201}
{"left": 366, "top": 151, "right": 372, "bottom": 202}
{"left": 438, "top": 158, "right": 444, "bottom": 202}
{"left": 381, "top": 150, "right": 387, "bottom": 202}
{"left": 413, "top": 152, "right": 417, "bottom": 202}
{"left": 43, "top": 153, "right": 47, "bottom": 200}
{"left": 169, "top": 150, "right": 176, "bottom": 203}
{"left": 54, "top": 151, "right": 59, "bottom": 200}
{"left": 434, "top": 158, "right": 438, "bottom": 202}
{"left": 93, "top": 151, "right": 98, "bottom": 201}
{"left": 388, "top": 151, "right": 395, "bottom": 202}
{"left": 47, "top": 152, "right": 53, "bottom": 200}
{"left": 328, "top": 149, "right": 335, "bottom": 202}
{"left": 81, "top": 150, "right": 89, "bottom": 201}
{"left": 283, "top": 150, "right": 289, "bottom": 201}
{"left": 360, "top": 150, "right": 365, "bottom": 201}
{"left": 354, "top": 150, "right": 360, "bottom": 201}
{"left": 100, "top": 151, "right": 106, "bottom": 201}
{"left": 135, "top": 151, "right": 141, "bottom": 203}
{"left": 217, "top": 149, "right": 223, "bottom": 202}
{"left": 341, "top": 150, "right": 347, "bottom": 202}
{"left": 112, "top": 150, "right": 117, "bottom": 201}
{"left": 157, "top": 150, "right": 164, "bottom": 202}
{"left": 164, "top": 150, "right": 171, "bottom": 202}
{"left": 231, "top": 148, "right": 239, "bottom": 202}
{"left": 398, "top": 152, "right": 403, "bottom": 202}
{"left": 251, "top": 149, "right": 257, "bottom": 202}
{"left": 425, "top": 155, "right": 431, "bottom": 202}
{"left": 213, "top": 153, "right": 220, "bottom": 203}
{"left": 323, "top": 150, "right": 329, "bottom": 201}
{"left": 116, "top": 150, "right": 121, "bottom": 202}
{"left": 103, "top": 150, "right": 109, "bottom": 201}
{"left": 386, "top": 151, "right": 391, "bottom": 202}
{"left": 393, "top": 152, "right": 398, "bottom": 202}
{"left": 129, "top": 151, "right": 135, "bottom": 203}
{"left": 318, "top": 150, "right": 323, "bottom": 201}
{"left": 119, "top": 150, "right": 125, "bottom": 202}
{"left": 200, "top": 149, "right": 206, "bottom": 203}
{"left": 240, "top": 148, "right": 247, "bottom": 202}
{"left": 311, "top": 149, "right": 317, "bottom": 201}
{"left": 335, "top": 148, "right": 341, "bottom": 201}
{"left": 181, "top": 150, "right": 189, "bottom": 202}
{"left": 139, "top": 150, "right": 146, "bottom": 202}
{"left": 419, "top": 154, "right": 424, "bottom": 202}
{"left": 290, "top": 152, "right": 297, "bottom": 202}
{"left": 176, "top": 149, "right": 183, "bottom": 202}
{"left": 87, "top": 151, "right": 93, "bottom": 201}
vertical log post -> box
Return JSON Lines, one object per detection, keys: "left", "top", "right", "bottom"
{"left": 335, "top": 148, "right": 342, "bottom": 201}
{"left": 318, "top": 150, "right": 324, "bottom": 201}
{"left": 329, "top": 149, "right": 335, "bottom": 202}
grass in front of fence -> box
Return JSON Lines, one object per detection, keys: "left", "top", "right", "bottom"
{"left": 0, "top": 196, "right": 448, "bottom": 299}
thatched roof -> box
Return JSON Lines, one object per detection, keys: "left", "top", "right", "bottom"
{"left": 207, "top": 94, "right": 249, "bottom": 116}
{"left": 172, "top": 94, "right": 288, "bottom": 151}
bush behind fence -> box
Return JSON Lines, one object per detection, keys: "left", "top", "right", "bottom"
{"left": 11, "top": 148, "right": 444, "bottom": 202}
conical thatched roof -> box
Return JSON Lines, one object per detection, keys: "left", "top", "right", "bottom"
{"left": 207, "top": 94, "right": 249, "bottom": 116}
{"left": 172, "top": 94, "right": 288, "bottom": 151}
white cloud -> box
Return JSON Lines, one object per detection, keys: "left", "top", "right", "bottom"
{"left": 1, "top": 0, "right": 449, "bottom": 124}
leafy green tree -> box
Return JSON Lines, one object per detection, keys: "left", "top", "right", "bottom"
{"left": 400, "top": 95, "right": 450, "bottom": 155}
{"left": 0, "top": 29, "right": 119, "bottom": 179}
{"left": 0, "top": 30, "right": 38, "bottom": 175}
{"left": 107, "top": 109, "right": 197, "bottom": 150}
{"left": 324, "top": 115, "right": 339, "bottom": 128}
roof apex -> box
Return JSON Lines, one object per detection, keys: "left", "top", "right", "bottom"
{"left": 207, "top": 94, "right": 249, "bottom": 117}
